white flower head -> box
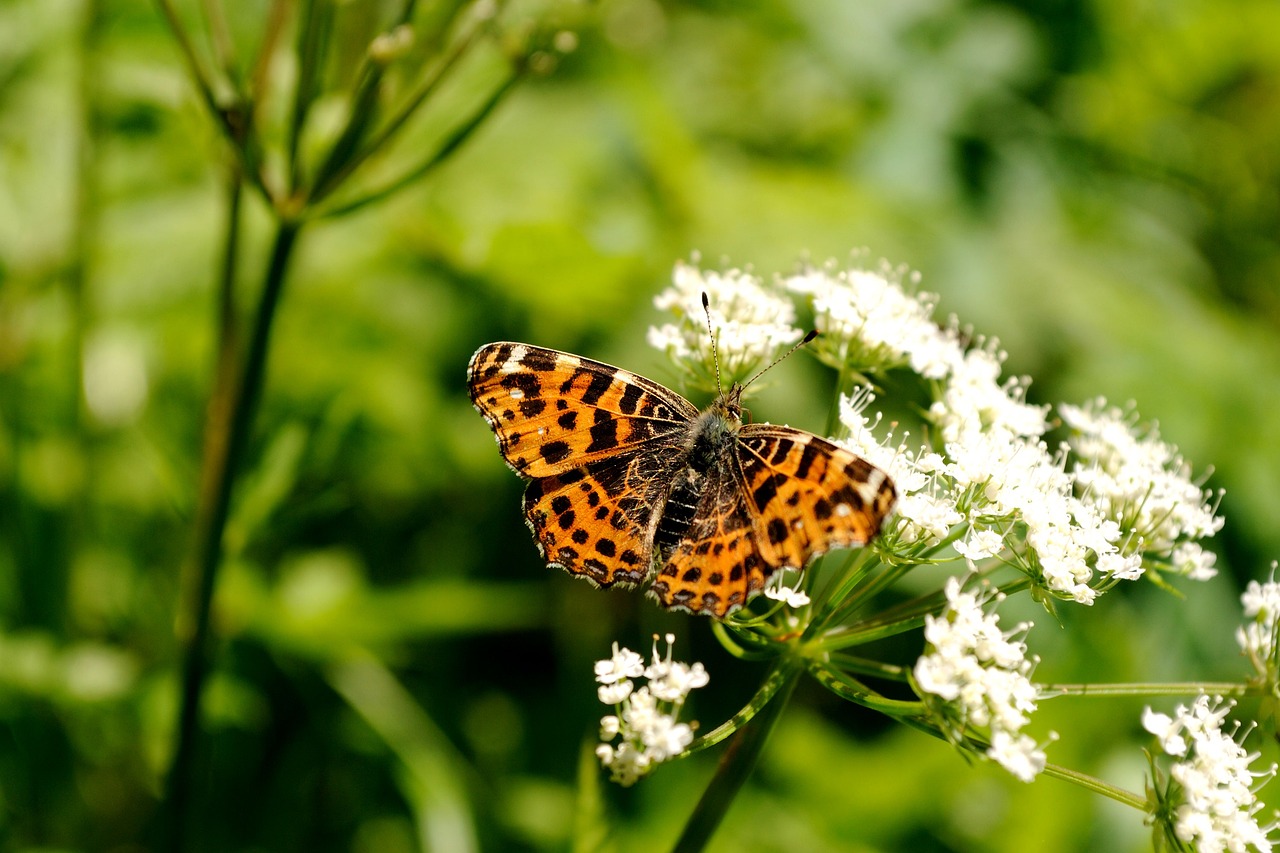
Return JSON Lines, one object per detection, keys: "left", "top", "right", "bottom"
{"left": 914, "top": 577, "right": 1052, "bottom": 781}
{"left": 594, "top": 635, "right": 708, "bottom": 786}
{"left": 649, "top": 259, "right": 803, "bottom": 392}
{"left": 784, "top": 258, "right": 961, "bottom": 378}
{"left": 1146, "top": 696, "right": 1278, "bottom": 853}
{"left": 1061, "top": 399, "right": 1224, "bottom": 575}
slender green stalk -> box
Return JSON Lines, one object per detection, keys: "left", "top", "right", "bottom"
{"left": 309, "top": 4, "right": 492, "bottom": 205}
{"left": 315, "top": 63, "right": 520, "bottom": 218}
{"left": 1040, "top": 682, "right": 1251, "bottom": 699}
{"left": 807, "top": 661, "right": 925, "bottom": 717}
{"left": 685, "top": 659, "right": 802, "bottom": 754}
{"left": 671, "top": 660, "right": 802, "bottom": 853}
{"left": 163, "top": 218, "right": 302, "bottom": 850}
{"left": 1040, "top": 761, "right": 1147, "bottom": 810}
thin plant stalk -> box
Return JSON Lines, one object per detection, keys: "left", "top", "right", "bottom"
{"left": 164, "top": 219, "right": 302, "bottom": 849}
{"left": 670, "top": 659, "right": 802, "bottom": 853}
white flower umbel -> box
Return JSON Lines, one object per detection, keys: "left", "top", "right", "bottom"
{"left": 649, "top": 260, "right": 803, "bottom": 392}
{"left": 1237, "top": 568, "right": 1280, "bottom": 685}
{"left": 913, "top": 577, "right": 1051, "bottom": 782}
{"left": 1061, "top": 399, "right": 1224, "bottom": 581}
{"left": 1144, "top": 696, "right": 1278, "bottom": 853}
{"left": 595, "top": 634, "right": 708, "bottom": 786}
{"left": 810, "top": 260, "right": 1224, "bottom": 605}
{"left": 784, "top": 259, "right": 961, "bottom": 378}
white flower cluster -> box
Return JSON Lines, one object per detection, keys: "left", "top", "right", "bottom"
{"left": 1061, "top": 399, "right": 1223, "bottom": 581}
{"left": 789, "top": 260, "right": 1222, "bottom": 604}
{"left": 1237, "top": 570, "right": 1280, "bottom": 681}
{"left": 595, "top": 635, "right": 709, "bottom": 786}
{"left": 648, "top": 260, "right": 803, "bottom": 391}
{"left": 913, "top": 577, "right": 1051, "bottom": 782}
{"left": 1143, "top": 696, "right": 1277, "bottom": 852}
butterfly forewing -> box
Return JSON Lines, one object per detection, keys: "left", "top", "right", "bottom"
{"left": 468, "top": 342, "right": 697, "bottom": 478}
{"left": 736, "top": 426, "right": 897, "bottom": 570}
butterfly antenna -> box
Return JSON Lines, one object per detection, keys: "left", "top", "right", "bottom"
{"left": 742, "top": 328, "right": 820, "bottom": 392}
{"left": 702, "top": 292, "right": 725, "bottom": 397}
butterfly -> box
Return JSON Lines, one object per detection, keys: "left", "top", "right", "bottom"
{"left": 467, "top": 340, "right": 897, "bottom": 618}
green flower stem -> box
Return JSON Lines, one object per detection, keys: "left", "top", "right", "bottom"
{"left": 310, "top": 3, "right": 491, "bottom": 206}
{"left": 1039, "top": 682, "right": 1252, "bottom": 699}
{"left": 824, "top": 349, "right": 853, "bottom": 438}
{"left": 897, "top": 717, "right": 1149, "bottom": 810}
{"left": 672, "top": 659, "right": 803, "bottom": 853}
{"left": 1040, "top": 762, "right": 1147, "bottom": 810}
{"left": 807, "top": 661, "right": 925, "bottom": 717}
{"left": 814, "top": 615, "right": 926, "bottom": 652}
{"left": 826, "top": 651, "right": 910, "bottom": 682}
{"left": 711, "top": 619, "right": 777, "bottom": 661}
{"left": 154, "top": 0, "right": 266, "bottom": 195}
{"left": 164, "top": 218, "right": 302, "bottom": 851}
{"left": 685, "top": 659, "right": 801, "bottom": 755}
{"left": 808, "top": 549, "right": 876, "bottom": 632}
{"left": 287, "top": 0, "right": 332, "bottom": 187}
{"left": 316, "top": 71, "right": 520, "bottom": 220}
{"left": 819, "top": 557, "right": 911, "bottom": 626}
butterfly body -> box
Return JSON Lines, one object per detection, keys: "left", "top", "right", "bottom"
{"left": 468, "top": 342, "right": 896, "bottom": 617}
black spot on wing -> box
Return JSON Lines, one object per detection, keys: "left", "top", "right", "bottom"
{"left": 618, "top": 383, "right": 643, "bottom": 415}
{"left": 587, "top": 410, "right": 620, "bottom": 452}
{"left": 541, "top": 440, "right": 572, "bottom": 465}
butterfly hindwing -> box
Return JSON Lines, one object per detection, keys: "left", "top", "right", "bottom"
{"left": 650, "top": 470, "right": 771, "bottom": 615}
{"left": 523, "top": 455, "right": 671, "bottom": 589}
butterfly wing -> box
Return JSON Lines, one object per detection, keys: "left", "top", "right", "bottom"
{"left": 649, "top": 470, "right": 771, "bottom": 616}
{"left": 468, "top": 342, "right": 698, "bottom": 478}
{"left": 736, "top": 425, "right": 897, "bottom": 570}
{"left": 469, "top": 342, "right": 699, "bottom": 588}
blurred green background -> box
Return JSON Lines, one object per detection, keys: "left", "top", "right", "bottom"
{"left": 2, "top": 0, "right": 1279, "bottom": 851}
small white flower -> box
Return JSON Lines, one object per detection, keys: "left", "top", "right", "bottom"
{"left": 1142, "top": 707, "right": 1188, "bottom": 757}
{"left": 1237, "top": 568, "right": 1280, "bottom": 681}
{"left": 784, "top": 260, "right": 960, "bottom": 378}
{"left": 955, "top": 528, "right": 1006, "bottom": 562}
{"left": 764, "top": 570, "right": 810, "bottom": 607}
{"left": 598, "top": 680, "right": 633, "bottom": 705}
{"left": 595, "top": 642, "right": 644, "bottom": 685}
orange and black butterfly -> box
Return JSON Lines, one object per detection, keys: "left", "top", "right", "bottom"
{"left": 467, "top": 338, "right": 896, "bottom": 617}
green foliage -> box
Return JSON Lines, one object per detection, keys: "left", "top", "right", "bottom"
{"left": 1, "top": 0, "right": 1277, "bottom": 851}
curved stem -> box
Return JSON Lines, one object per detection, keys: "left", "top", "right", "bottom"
{"left": 685, "top": 659, "right": 800, "bottom": 755}
{"left": 671, "top": 659, "right": 802, "bottom": 853}
{"left": 162, "top": 218, "right": 302, "bottom": 851}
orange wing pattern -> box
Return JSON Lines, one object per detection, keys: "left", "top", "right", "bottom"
{"left": 468, "top": 342, "right": 696, "bottom": 478}
{"left": 469, "top": 342, "right": 694, "bottom": 589}
{"left": 736, "top": 426, "right": 897, "bottom": 571}
{"left": 468, "top": 341, "right": 898, "bottom": 618}
{"left": 650, "top": 474, "right": 770, "bottom": 615}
